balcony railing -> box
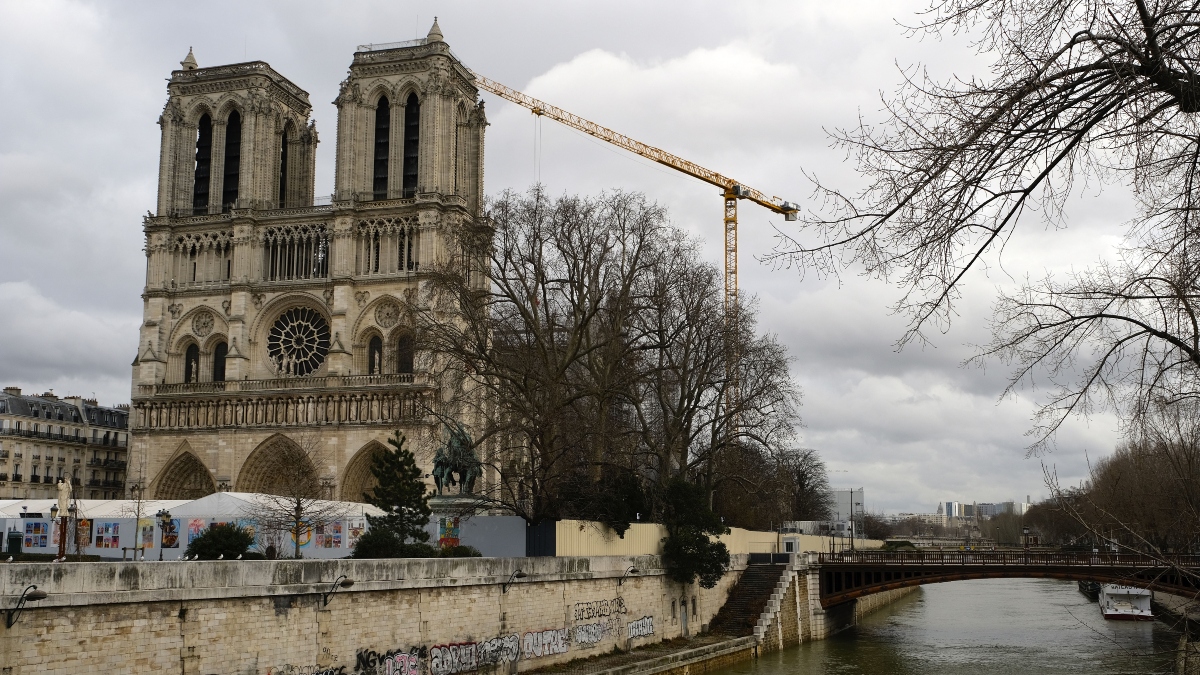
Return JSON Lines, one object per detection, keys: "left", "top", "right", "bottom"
{"left": 89, "top": 458, "right": 127, "bottom": 470}
{"left": 137, "top": 372, "right": 427, "bottom": 396}
{"left": 0, "top": 427, "right": 116, "bottom": 446}
{"left": 0, "top": 474, "right": 7, "bottom": 481}
{"left": 43, "top": 476, "right": 54, "bottom": 484}
{"left": 11, "top": 474, "right": 21, "bottom": 482}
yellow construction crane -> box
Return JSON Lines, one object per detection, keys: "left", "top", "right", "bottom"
{"left": 470, "top": 73, "right": 800, "bottom": 323}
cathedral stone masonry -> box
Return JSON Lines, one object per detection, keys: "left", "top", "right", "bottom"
{"left": 131, "top": 20, "right": 488, "bottom": 502}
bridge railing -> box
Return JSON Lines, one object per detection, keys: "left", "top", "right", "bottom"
{"left": 817, "top": 551, "right": 1200, "bottom": 568}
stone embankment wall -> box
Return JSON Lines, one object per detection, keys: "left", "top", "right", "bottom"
{"left": 754, "top": 559, "right": 919, "bottom": 650}
{"left": 0, "top": 555, "right": 745, "bottom": 675}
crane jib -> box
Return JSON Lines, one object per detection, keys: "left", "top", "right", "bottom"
{"left": 471, "top": 73, "right": 798, "bottom": 217}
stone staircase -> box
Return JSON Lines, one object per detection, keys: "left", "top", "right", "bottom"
{"left": 706, "top": 563, "right": 788, "bottom": 636}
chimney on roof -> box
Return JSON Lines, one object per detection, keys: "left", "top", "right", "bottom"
{"left": 42, "top": 390, "right": 57, "bottom": 400}
{"left": 3, "top": 387, "right": 20, "bottom": 396}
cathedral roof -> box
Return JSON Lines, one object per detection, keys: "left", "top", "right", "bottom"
{"left": 180, "top": 47, "right": 198, "bottom": 71}
{"left": 427, "top": 17, "right": 444, "bottom": 42}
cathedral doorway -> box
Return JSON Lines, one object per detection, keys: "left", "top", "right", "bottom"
{"left": 155, "top": 449, "right": 217, "bottom": 499}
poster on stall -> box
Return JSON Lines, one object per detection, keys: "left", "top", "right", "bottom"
{"left": 187, "top": 519, "right": 206, "bottom": 545}
{"left": 24, "top": 521, "right": 49, "bottom": 548}
{"left": 439, "top": 517, "right": 461, "bottom": 548}
{"left": 161, "top": 519, "right": 179, "bottom": 548}
{"left": 347, "top": 519, "right": 365, "bottom": 550}
{"left": 236, "top": 519, "right": 257, "bottom": 545}
{"left": 329, "top": 521, "right": 342, "bottom": 548}
{"left": 76, "top": 519, "right": 92, "bottom": 550}
{"left": 290, "top": 521, "right": 313, "bottom": 550}
{"left": 139, "top": 519, "right": 154, "bottom": 549}
{"left": 95, "top": 522, "right": 120, "bottom": 549}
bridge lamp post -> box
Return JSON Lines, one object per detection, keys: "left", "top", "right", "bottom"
{"left": 1022, "top": 526, "right": 1030, "bottom": 552}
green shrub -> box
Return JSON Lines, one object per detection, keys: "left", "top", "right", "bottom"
{"left": 183, "top": 523, "right": 254, "bottom": 560}
{"left": 351, "top": 529, "right": 441, "bottom": 559}
{"left": 438, "top": 545, "right": 482, "bottom": 558}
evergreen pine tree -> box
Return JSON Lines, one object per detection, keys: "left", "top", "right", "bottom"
{"left": 363, "top": 432, "right": 432, "bottom": 545}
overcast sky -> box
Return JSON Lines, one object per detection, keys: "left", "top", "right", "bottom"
{"left": 0, "top": 1, "right": 1130, "bottom": 512}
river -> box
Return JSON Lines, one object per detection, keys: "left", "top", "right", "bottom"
{"left": 712, "top": 578, "right": 1180, "bottom": 675}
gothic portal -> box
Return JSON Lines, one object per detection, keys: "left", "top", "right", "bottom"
{"left": 130, "top": 21, "right": 487, "bottom": 501}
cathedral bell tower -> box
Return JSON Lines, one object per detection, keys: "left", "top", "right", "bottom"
{"left": 130, "top": 22, "right": 487, "bottom": 505}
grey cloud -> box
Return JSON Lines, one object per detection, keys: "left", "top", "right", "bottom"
{"left": 0, "top": 0, "right": 1126, "bottom": 510}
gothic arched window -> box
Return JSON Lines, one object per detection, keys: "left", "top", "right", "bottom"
{"left": 368, "top": 336, "right": 383, "bottom": 375}
{"left": 192, "top": 114, "right": 212, "bottom": 215}
{"left": 221, "top": 110, "right": 242, "bottom": 211}
{"left": 396, "top": 332, "right": 414, "bottom": 374}
{"left": 278, "top": 127, "right": 290, "bottom": 207}
{"left": 212, "top": 341, "right": 228, "bottom": 382}
{"left": 373, "top": 97, "right": 391, "bottom": 200}
{"left": 184, "top": 344, "right": 200, "bottom": 383}
{"left": 402, "top": 93, "right": 420, "bottom": 198}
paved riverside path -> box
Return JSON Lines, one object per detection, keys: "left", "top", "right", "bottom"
{"left": 528, "top": 635, "right": 750, "bottom": 675}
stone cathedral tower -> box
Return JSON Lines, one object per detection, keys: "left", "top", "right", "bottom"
{"left": 130, "top": 21, "right": 488, "bottom": 501}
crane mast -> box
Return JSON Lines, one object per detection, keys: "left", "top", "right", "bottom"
{"left": 471, "top": 72, "right": 799, "bottom": 428}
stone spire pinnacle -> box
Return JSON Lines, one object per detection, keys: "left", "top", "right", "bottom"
{"left": 180, "top": 47, "right": 198, "bottom": 71}
{"left": 427, "top": 17, "right": 443, "bottom": 43}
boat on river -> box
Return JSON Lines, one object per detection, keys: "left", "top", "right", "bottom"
{"left": 1077, "top": 581, "right": 1100, "bottom": 600}
{"left": 1098, "top": 584, "right": 1153, "bottom": 620}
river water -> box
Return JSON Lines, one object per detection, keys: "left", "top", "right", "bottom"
{"left": 712, "top": 579, "right": 1180, "bottom": 675}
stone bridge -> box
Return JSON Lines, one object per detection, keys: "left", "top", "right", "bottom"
{"left": 815, "top": 550, "right": 1200, "bottom": 607}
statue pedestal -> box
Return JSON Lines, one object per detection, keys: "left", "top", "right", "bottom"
{"left": 429, "top": 495, "right": 484, "bottom": 516}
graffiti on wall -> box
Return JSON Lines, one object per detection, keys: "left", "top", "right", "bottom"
{"left": 266, "top": 666, "right": 346, "bottom": 675}
{"left": 522, "top": 628, "right": 569, "bottom": 659}
{"left": 476, "top": 635, "right": 521, "bottom": 667}
{"left": 354, "top": 647, "right": 421, "bottom": 675}
{"left": 627, "top": 616, "right": 655, "bottom": 640}
{"left": 573, "top": 622, "right": 611, "bottom": 646}
{"left": 572, "top": 597, "right": 627, "bottom": 622}
{"left": 429, "top": 642, "right": 478, "bottom": 675}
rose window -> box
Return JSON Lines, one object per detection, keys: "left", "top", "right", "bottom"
{"left": 267, "top": 307, "right": 331, "bottom": 377}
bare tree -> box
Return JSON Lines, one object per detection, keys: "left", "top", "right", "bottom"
{"left": 411, "top": 187, "right": 801, "bottom": 527}
{"left": 770, "top": 0, "right": 1200, "bottom": 449}
{"left": 248, "top": 432, "right": 346, "bottom": 558}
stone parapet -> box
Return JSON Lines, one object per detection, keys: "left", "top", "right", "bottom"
{"left": 0, "top": 555, "right": 747, "bottom": 675}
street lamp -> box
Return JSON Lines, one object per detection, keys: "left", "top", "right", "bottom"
{"left": 502, "top": 570, "right": 527, "bottom": 593}
{"left": 1022, "top": 526, "right": 1030, "bottom": 552}
{"left": 618, "top": 566, "right": 639, "bottom": 587}
{"left": 156, "top": 509, "right": 172, "bottom": 561}
{"left": 67, "top": 504, "right": 77, "bottom": 558}
{"left": 50, "top": 504, "right": 59, "bottom": 559}
{"left": 321, "top": 575, "right": 355, "bottom": 607}
{"left": 5, "top": 585, "right": 48, "bottom": 628}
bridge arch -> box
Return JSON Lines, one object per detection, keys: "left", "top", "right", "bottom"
{"left": 816, "top": 552, "right": 1199, "bottom": 608}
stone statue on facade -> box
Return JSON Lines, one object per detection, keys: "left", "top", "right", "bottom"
{"left": 431, "top": 422, "right": 481, "bottom": 495}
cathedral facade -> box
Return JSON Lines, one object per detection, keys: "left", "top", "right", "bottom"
{"left": 130, "top": 21, "right": 487, "bottom": 501}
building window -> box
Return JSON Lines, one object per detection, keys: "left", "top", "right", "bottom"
{"left": 671, "top": 600, "right": 677, "bottom": 619}
{"left": 402, "top": 93, "right": 419, "bottom": 198}
{"left": 368, "top": 336, "right": 383, "bottom": 375}
{"left": 213, "top": 341, "right": 228, "bottom": 382}
{"left": 221, "top": 110, "right": 242, "bottom": 210}
{"left": 267, "top": 307, "right": 331, "bottom": 377}
{"left": 184, "top": 344, "right": 200, "bottom": 383}
{"left": 278, "top": 126, "right": 290, "bottom": 207}
{"left": 373, "top": 96, "right": 390, "bottom": 200}
{"left": 692, "top": 597, "right": 697, "bottom": 618}
{"left": 263, "top": 224, "right": 330, "bottom": 281}
{"left": 396, "top": 333, "right": 414, "bottom": 374}
{"left": 193, "top": 114, "right": 212, "bottom": 215}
